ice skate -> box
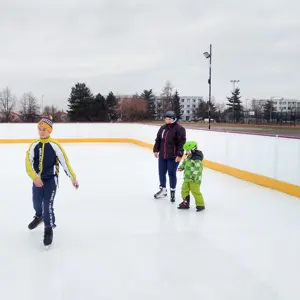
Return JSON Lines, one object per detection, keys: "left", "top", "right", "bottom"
{"left": 170, "top": 189, "right": 176, "bottom": 203}
{"left": 28, "top": 216, "right": 43, "bottom": 230}
{"left": 154, "top": 187, "right": 167, "bottom": 199}
{"left": 177, "top": 195, "right": 190, "bottom": 209}
{"left": 196, "top": 206, "right": 205, "bottom": 212}
{"left": 43, "top": 227, "right": 53, "bottom": 247}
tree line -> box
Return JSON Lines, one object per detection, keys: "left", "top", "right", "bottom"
{"left": 0, "top": 87, "right": 63, "bottom": 122}
{"left": 66, "top": 81, "right": 186, "bottom": 122}
{"left": 0, "top": 82, "right": 298, "bottom": 124}
{"left": 66, "top": 80, "right": 230, "bottom": 123}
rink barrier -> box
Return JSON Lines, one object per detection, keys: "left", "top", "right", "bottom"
{"left": 1, "top": 137, "right": 299, "bottom": 198}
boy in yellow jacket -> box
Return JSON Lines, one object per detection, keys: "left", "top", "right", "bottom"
{"left": 25, "top": 116, "right": 79, "bottom": 247}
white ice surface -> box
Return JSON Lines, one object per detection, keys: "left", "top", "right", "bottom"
{"left": 1, "top": 143, "right": 300, "bottom": 300}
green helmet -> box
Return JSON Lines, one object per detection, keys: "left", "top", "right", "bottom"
{"left": 183, "top": 141, "right": 198, "bottom": 151}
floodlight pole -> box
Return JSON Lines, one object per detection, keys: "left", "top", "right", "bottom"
{"left": 208, "top": 44, "right": 212, "bottom": 130}
{"left": 203, "top": 45, "right": 212, "bottom": 129}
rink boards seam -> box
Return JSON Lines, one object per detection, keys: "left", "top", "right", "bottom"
{"left": 1, "top": 137, "right": 299, "bottom": 198}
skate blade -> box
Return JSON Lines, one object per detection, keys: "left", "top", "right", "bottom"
{"left": 44, "top": 244, "right": 52, "bottom": 250}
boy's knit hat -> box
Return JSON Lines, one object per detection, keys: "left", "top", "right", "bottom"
{"left": 38, "top": 115, "right": 53, "bottom": 133}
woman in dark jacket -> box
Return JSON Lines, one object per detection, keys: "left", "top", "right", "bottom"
{"left": 153, "top": 111, "right": 186, "bottom": 202}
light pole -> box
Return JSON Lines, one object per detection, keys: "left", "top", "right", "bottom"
{"left": 230, "top": 80, "right": 240, "bottom": 92}
{"left": 41, "top": 95, "right": 44, "bottom": 115}
{"left": 203, "top": 44, "right": 212, "bottom": 130}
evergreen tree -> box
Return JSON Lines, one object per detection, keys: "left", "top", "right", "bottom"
{"left": 67, "top": 83, "right": 94, "bottom": 121}
{"left": 263, "top": 100, "right": 276, "bottom": 122}
{"left": 195, "top": 99, "right": 208, "bottom": 120}
{"left": 172, "top": 90, "right": 183, "bottom": 120}
{"left": 226, "top": 88, "right": 243, "bottom": 122}
{"left": 93, "top": 93, "right": 108, "bottom": 121}
{"left": 207, "top": 100, "right": 217, "bottom": 120}
{"left": 141, "top": 89, "right": 156, "bottom": 120}
{"left": 192, "top": 108, "right": 198, "bottom": 121}
{"left": 106, "top": 92, "right": 119, "bottom": 122}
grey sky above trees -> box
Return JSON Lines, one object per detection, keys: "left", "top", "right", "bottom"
{"left": 0, "top": 0, "right": 299, "bottom": 110}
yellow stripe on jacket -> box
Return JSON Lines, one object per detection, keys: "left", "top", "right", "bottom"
{"left": 25, "top": 140, "right": 40, "bottom": 180}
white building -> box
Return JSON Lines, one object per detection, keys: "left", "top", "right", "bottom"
{"left": 180, "top": 96, "right": 204, "bottom": 121}
{"left": 154, "top": 96, "right": 204, "bottom": 121}
{"left": 251, "top": 98, "right": 300, "bottom": 113}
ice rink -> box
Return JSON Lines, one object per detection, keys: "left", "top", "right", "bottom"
{"left": 1, "top": 142, "right": 300, "bottom": 300}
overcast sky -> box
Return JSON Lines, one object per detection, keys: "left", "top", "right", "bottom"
{"left": 0, "top": 0, "right": 299, "bottom": 110}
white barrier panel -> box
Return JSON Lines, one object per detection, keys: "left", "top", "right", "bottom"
{"left": 1, "top": 123, "right": 300, "bottom": 187}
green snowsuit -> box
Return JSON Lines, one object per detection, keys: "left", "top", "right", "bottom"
{"left": 179, "top": 150, "right": 205, "bottom": 207}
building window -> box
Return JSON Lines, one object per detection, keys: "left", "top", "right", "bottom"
{"left": 181, "top": 99, "right": 184, "bottom": 103}
{"left": 187, "top": 110, "right": 190, "bottom": 114}
{"left": 187, "top": 105, "right": 190, "bottom": 108}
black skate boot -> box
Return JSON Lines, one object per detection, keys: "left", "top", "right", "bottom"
{"left": 170, "top": 189, "right": 176, "bottom": 203}
{"left": 154, "top": 186, "right": 167, "bottom": 199}
{"left": 28, "top": 216, "right": 43, "bottom": 230}
{"left": 177, "top": 195, "right": 190, "bottom": 209}
{"left": 196, "top": 206, "right": 205, "bottom": 212}
{"left": 43, "top": 227, "right": 53, "bottom": 247}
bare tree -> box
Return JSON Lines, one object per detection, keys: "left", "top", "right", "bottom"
{"left": 43, "top": 105, "right": 58, "bottom": 120}
{"left": 119, "top": 96, "right": 148, "bottom": 121}
{"left": 43, "top": 105, "right": 52, "bottom": 115}
{"left": 19, "top": 92, "right": 40, "bottom": 122}
{"left": 160, "top": 80, "right": 173, "bottom": 113}
{"left": 215, "top": 103, "right": 226, "bottom": 122}
{"left": 0, "top": 87, "right": 16, "bottom": 122}
{"left": 251, "top": 101, "right": 264, "bottom": 123}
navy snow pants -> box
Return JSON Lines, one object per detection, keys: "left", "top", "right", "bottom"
{"left": 158, "top": 156, "right": 180, "bottom": 190}
{"left": 32, "top": 177, "right": 57, "bottom": 228}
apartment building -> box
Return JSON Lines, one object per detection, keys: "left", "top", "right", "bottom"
{"left": 251, "top": 98, "right": 300, "bottom": 112}
{"left": 180, "top": 96, "right": 204, "bottom": 121}
{"left": 154, "top": 96, "right": 203, "bottom": 121}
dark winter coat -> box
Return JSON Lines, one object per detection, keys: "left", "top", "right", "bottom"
{"left": 153, "top": 122, "right": 186, "bottom": 159}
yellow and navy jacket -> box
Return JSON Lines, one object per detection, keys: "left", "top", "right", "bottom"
{"left": 25, "top": 137, "right": 76, "bottom": 181}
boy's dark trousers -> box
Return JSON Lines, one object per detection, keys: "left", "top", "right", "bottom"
{"left": 32, "top": 177, "right": 57, "bottom": 228}
{"left": 158, "top": 156, "right": 180, "bottom": 190}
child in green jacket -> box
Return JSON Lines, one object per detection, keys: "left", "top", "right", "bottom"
{"left": 177, "top": 141, "right": 205, "bottom": 212}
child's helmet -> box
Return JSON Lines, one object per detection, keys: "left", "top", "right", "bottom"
{"left": 183, "top": 141, "right": 198, "bottom": 151}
